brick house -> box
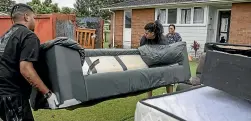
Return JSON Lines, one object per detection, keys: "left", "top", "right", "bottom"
{"left": 103, "top": 0, "right": 251, "bottom": 55}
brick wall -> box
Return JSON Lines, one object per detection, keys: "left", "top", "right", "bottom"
{"left": 131, "top": 8, "right": 155, "bottom": 48}
{"left": 114, "top": 10, "right": 124, "bottom": 48}
{"left": 229, "top": 3, "right": 251, "bottom": 45}
{"left": 109, "top": 10, "right": 124, "bottom": 48}
{"left": 110, "top": 9, "right": 155, "bottom": 48}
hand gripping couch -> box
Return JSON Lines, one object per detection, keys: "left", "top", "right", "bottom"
{"left": 30, "top": 37, "right": 191, "bottom": 110}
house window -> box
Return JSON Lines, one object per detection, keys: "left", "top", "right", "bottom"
{"left": 158, "top": 9, "right": 166, "bottom": 24}
{"left": 168, "top": 9, "right": 177, "bottom": 24}
{"left": 181, "top": 8, "right": 191, "bottom": 24}
{"left": 155, "top": 7, "right": 205, "bottom": 25}
{"left": 125, "top": 11, "right": 131, "bottom": 28}
{"left": 193, "top": 7, "right": 204, "bottom": 24}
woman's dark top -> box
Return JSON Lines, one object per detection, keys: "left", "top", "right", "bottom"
{"left": 139, "top": 35, "right": 168, "bottom": 46}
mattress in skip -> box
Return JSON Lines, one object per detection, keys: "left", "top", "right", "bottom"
{"left": 134, "top": 86, "right": 251, "bottom": 121}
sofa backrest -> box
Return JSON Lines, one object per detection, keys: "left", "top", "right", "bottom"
{"left": 180, "top": 43, "right": 191, "bottom": 81}
{"left": 85, "top": 42, "right": 191, "bottom": 82}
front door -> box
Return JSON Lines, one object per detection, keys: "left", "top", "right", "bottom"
{"left": 217, "top": 11, "right": 231, "bottom": 43}
{"left": 123, "top": 10, "right": 132, "bottom": 49}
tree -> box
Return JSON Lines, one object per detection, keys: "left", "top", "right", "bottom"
{"left": 43, "top": 0, "right": 52, "bottom": 6}
{"left": 0, "top": 0, "right": 16, "bottom": 14}
{"left": 74, "top": 0, "right": 91, "bottom": 17}
{"left": 27, "top": 0, "right": 60, "bottom": 14}
{"left": 61, "top": 7, "right": 74, "bottom": 14}
{"left": 51, "top": 3, "right": 60, "bottom": 13}
{"left": 74, "top": 0, "right": 125, "bottom": 19}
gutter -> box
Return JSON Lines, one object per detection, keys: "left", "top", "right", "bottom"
{"left": 109, "top": 9, "right": 115, "bottom": 48}
{"left": 102, "top": 0, "right": 250, "bottom": 10}
{"left": 102, "top": 1, "right": 208, "bottom": 10}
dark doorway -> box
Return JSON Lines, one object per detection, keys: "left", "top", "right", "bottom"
{"left": 217, "top": 11, "right": 231, "bottom": 43}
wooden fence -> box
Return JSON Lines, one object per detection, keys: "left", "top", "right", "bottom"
{"left": 76, "top": 28, "right": 96, "bottom": 49}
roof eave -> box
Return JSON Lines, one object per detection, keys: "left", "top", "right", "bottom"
{"left": 102, "top": 1, "right": 216, "bottom": 10}
{"left": 102, "top": 0, "right": 250, "bottom": 10}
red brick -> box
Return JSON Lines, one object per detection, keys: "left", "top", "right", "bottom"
{"left": 229, "top": 3, "right": 251, "bottom": 45}
{"left": 113, "top": 10, "right": 124, "bottom": 48}
{"left": 110, "top": 8, "right": 155, "bottom": 48}
{"left": 131, "top": 8, "right": 155, "bottom": 47}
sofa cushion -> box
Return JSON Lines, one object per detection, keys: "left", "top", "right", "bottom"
{"left": 82, "top": 55, "right": 148, "bottom": 75}
{"left": 138, "top": 42, "right": 186, "bottom": 66}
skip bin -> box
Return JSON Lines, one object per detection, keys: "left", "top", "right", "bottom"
{"left": 0, "top": 13, "right": 76, "bottom": 43}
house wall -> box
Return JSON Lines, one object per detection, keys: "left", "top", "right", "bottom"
{"left": 229, "top": 3, "right": 251, "bottom": 45}
{"left": 131, "top": 9, "right": 155, "bottom": 48}
{"left": 206, "top": 6, "right": 218, "bottom": 43}
{"left": 110, "top": 10, "right": 124, "bottom": 48}
{"left": 163, "top": 25, "right": 208, "bottom": 55}
{"left": 110, "top": 9, "right": 155, "bottom": 48}
{"left": 159, "top": 6, "right": 209, "bottom": 56}
{"left": 110, "top": 3, "right": 242, "bottom": 52}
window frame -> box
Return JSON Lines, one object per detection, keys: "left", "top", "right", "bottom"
{"left": 124, "top": 10, "right": 132, "bottom": 29}
{"left": 155, "top": 6, "right": 207, "bottom": 26}
{"left": 157, "top": 8, "right": 167, "bottom": 25}
{"left": 167, "top": 8, "right": 178, "bottom": 24}
{"left": 180, "top": 8, "right": 192, "bottom": 24}
{"left": 193, "top": 7, "right": 205, "bottom": 24}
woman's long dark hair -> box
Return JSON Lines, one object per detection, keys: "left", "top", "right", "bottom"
{"left": 144, "top": 15, "right": 164, "bottom": 42}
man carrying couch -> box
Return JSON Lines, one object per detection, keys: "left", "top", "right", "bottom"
{"left": 0, "top": 3, "right": 59, "bottom": 121}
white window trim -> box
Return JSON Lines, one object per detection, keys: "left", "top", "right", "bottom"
{"left": 155, "top": 8, "right": 168, "bottom": 24}
{"left": 123, "top": 9, "right": 132, "bottom": 29}
{"left": 167, "top": 8, "right": 178, "bottom": 24}
{"left": 180, "top": 7, "right": 193, "bottom": 24}
{"left": 155, "top": 6, "right": 208, "bottom": 27}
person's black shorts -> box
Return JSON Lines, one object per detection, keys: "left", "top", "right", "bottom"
{"left": 0, "top": 96, "right": 34, "bottom": 121}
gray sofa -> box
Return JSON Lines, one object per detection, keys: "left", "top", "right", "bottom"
{"left": 31, "top": 41, "right": 191, "bottom": 110}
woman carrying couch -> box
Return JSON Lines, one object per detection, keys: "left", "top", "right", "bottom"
{"left": 139, "top": 20, "right": 167, "bottom": 46}
{"left": 139, "top": 20, "right": 168, "bottom": 98}
{"left": 139, "top": 21, "right": 182, "bottom": 98}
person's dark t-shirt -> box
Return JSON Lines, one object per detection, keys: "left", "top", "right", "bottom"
{"left": 139, "top": 35, "right": 168, "bottom": 46}
{"left": 0, "top": 24, "right": 40, "bottom": 98}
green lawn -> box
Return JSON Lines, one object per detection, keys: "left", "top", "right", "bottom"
{"left": 33, "top": 62, "right": 198, "bottom": 121}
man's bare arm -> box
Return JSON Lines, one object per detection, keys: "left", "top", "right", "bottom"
{"left": 20, "top": 61, "right": 49, "bottom": 95}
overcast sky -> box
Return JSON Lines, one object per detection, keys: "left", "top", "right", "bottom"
{"left": 15, "top": 0, "right": 75, "bottom": 8}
